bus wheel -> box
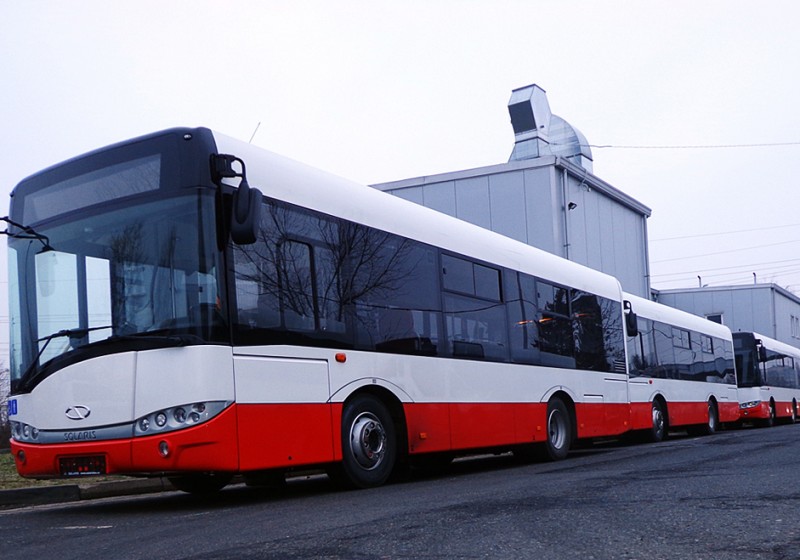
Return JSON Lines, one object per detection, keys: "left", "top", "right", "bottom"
{"left": 168, "top": 472, "right": 233, "bottom": 495}
{"left": 340, "top": 394, "right": 396, "bottom": 489}
{"left": 791, "top": 402, "right": 798, "bottom": 424}
{"left": 703, "top": 401, "right": 719, "bottom": 435}
{"left": 649, "top": 400, "right": 667, "bottom": 443}
{"left": 540, "top": 398, "right": 572, "bottom": 461}
{"left": 761, "top": 402, "right": 777, "bottom": 428}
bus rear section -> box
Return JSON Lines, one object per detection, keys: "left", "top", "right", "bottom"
{"left": 624, "top": 294, "right": 738, "bottom": 442}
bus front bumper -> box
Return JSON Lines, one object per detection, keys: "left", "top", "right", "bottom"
{"left": 9, "top": 405, "right": 239, "bottom": 479}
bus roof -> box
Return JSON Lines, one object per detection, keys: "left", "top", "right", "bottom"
{"left": 624, "top": 292, "right": 733, "bottom": 341}
{"left": 748, "top": 331, "right": 800, "bottom": 358}
{"left": 214, "top": 130, "right": 624, "bottom": 301}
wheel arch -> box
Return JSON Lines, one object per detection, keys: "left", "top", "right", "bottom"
{"left": 652, "top": 393, "right": 669, "bottom": 428}
{"left": 547, "top": 389, "right": 577, "bottom": 442}
{"left": 341, "top": 385, "right": 410, "bottom": 463}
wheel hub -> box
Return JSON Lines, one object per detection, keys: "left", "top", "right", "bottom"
{"left": 350, "top": 412, "right": 386, "bottom": 470}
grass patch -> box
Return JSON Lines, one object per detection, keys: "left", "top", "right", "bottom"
{"left": 0, "top": 452, "right": 66, "bottom": 490}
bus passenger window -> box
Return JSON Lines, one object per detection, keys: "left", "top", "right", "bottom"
{"left": 444, "top": 294, "right": 509, "bottom": 362}
{"left": 506, "top": 272, "right": 540, "bottom": 364}
{"left": 536, "top": 281, "right": 574, "bottom": 366}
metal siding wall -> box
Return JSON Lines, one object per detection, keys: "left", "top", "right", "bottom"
{"left": 489, "top": 171, "right": 527, "bottom": 243}
{"left": 594, "top": 194, "right": 613, "bottom": 274}
{"left": 523, "top": 167, "right": 560, "bottom": 255}
{"left": 455, "top": 176, "right": 491, "bottom": 230}
{"left": 423, "top": 181, "right": 457, "bottom": 216}
{"left": 774, "top": 293, "right": 800, "bottom": 346}
{"left": 742, "top": 289, "right": 773, "bottom": 335}
{"left": 566, "top": 175, "right": 589, "bottom": 266}
{"left": 393, "top": 187, "right": 424, "bottom": 205}
{"left": 619, "top": 209, "right": 648, "bottom": 297}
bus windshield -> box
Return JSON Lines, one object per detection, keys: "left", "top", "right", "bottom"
{"left": 733, "top": 335, "right": 761, "bottom": 388}
{"left": 8, "top": 192, "right": 226, "bottom": 393}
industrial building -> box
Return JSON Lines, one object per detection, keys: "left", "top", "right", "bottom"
{"left": 656, "top": 284, "right": 800, "bottom": 344}
{"left": 372, "top": 84, "right": 800, "bottom": 349}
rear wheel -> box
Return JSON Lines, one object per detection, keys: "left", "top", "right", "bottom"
{"left": 540, "top": 398, "right": 572, "bottom": 461}
{"left": 338, "top": 394, "right": 397, "bottom": 489}
{"left": 649, "top": 400, "right": 668, "bottom": 442}
{"left": 761, "top": 402, "right": 777, "bottom": 428}
{"left": 704, "top": 401, "right": 719, "bottom": 435}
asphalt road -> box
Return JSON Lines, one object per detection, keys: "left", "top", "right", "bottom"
{"left": 1, "top": 425, "right": 799, "bottom": 560}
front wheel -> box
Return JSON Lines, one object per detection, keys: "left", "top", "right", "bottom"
{"left": 649, "top": 400, "right": 668, "bottom": 443}
{"left": 338, "top": 394, "right": 397, "bottom": 489}
{"left": 688, "top": 401, "right": 718, "bottom": 436}
{"left": 760, "top": 402, "right": 777, "bottom": 428}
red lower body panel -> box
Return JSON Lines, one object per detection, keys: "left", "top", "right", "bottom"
{"left": 12, "top": 399, "right": 639, "bottom": 479}
{"left": 404, "top": 401, "right": 630, "bottom": 454}
{"left": 11, "top": 405, "right": 240, "bottom": 479}
{"left": 236, "top": 403, "right": 338, "bottom": 470}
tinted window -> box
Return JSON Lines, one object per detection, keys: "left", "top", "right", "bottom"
{"left": 444, "top": 294, "right": 508, "bottom": 362}
{"left": 506, "top": 272, "right": 539, "bottom": 364}
{"left": 442, "top": 254, "right": 501, "bottom": 301}
{"left": 441, "top": 254, "right": 474, "bottom": 295}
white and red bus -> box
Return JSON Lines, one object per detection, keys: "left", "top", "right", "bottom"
{"left": 7, "top": 127, "right": 635, "bottom": 493}
{"left": 734, "top": 332, "right": 800, "bottom": 426}
{"left": 624, "top": 293, "right": 739, "bottom": 441}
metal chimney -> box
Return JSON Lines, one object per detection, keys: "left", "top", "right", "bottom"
{"left": 508, "top": 84, "right": 593, "bottom": 171}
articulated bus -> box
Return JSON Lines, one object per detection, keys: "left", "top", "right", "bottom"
{"left": 734, "top": 332, "right": 800, "bottom": 426}
{"left": 7, "top": 127, "right": 636, "bottom": 492}
{"left": 624, "top": 294, "right": 739, "bottom": 441}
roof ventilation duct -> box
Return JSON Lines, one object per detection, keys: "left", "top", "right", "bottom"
{"left": 508, "top": 84, "right": 593, "bottom": 172}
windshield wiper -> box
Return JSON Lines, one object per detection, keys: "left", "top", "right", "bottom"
{"left": 0, "top": 216, "right": 55, "bottom": 252}
{"left": 19, "top": 325, "right": 114, "bottom": 392}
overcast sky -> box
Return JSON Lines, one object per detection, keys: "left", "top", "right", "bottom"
{"left": 1, "top": 0, "right": 799, "bottom": 364}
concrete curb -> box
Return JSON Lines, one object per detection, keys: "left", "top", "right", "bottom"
{"left": 0, "top": 478, "right": 172, "bottom": 510}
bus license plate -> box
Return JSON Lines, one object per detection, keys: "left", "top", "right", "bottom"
{"left": 59, "top": 456, "right": 107, "bottom": 477}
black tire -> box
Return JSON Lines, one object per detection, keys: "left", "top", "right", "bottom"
{"left": 339, "top": 394, "right": 397, "bottom": 489}
{"left": 539, "top": 398, "right": 572, "bottom": 461}
{"left": 703, "top": 400, "right": 719, "bottom": 435}
{"left": 761, "top": 402, "right": 777, "bottom": 428}
{"left": 168, "top": 472, "right": 233, "bottom": 495}
{"left": 648, "top": 399, "right": 668, "bottom": 443}
{"left": 791, "top": 402, "right": 798, "bottom": 424}
{"left": 688, "top": 401, "right": 718, "bottom": 436}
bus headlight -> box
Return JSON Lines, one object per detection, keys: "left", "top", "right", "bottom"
{"left": 133, "top": 400, "right": 231, "bottom": 436}
{"left": 10, "top": 421, "right": 41, "bottom": 443}
{"left": 739, "top": 400, "right": 761, "bottom": 409}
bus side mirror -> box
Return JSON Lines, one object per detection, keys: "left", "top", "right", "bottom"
{"left": 230, "top": 184, "right": 262, "bottom": 245}
{"left": 623, "top": 300, "right": 638, "bottom": 337}
{"left": 212, "top": 154, "right": 262, "bottom": 245}
{"left": 758, "top": 346, "right": 768, "bottom": 362}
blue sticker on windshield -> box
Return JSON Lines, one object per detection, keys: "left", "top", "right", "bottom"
{"left": 8, "top": 399, "right": 17, "bottom": 416}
